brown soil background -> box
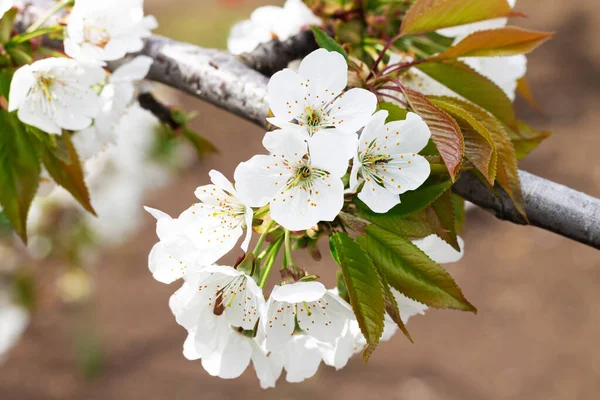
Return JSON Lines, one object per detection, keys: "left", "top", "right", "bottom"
{"left": 1, "top": 0, "right": 600, "bottom": 399}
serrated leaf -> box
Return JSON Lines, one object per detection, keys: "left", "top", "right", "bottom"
{"left": 0, "top": 110, "right": 41, "bottom": 243}
{"left": 508, "top": 121, "right": 552, "bottom": 160}
{"left": 311, "top": 26, "right": 349, "bottom": 61}
{"left": 379, "top": 272, "right": 413, "bottom": 343}
{"left": 401, "top": 0, "right": 512, "bottom": 36}
{"left": 430, "top": 96, "right": 498, "bottom": 184}
{"left": 398, "top": 85, "right": 463, "bottom": 180}
{"left": 431, "top": 189, "right": 459, "bottom": 250}
{"left": 417, "top": 60, "right": 516, "bottom": 126}
{"left": 360, "top": 225, "right": 476, "bottom": 312}
{"left": 34, "top": 132, "right": 96, "bottom": 216}
{"left": 376, "top": 102, "right": 408, "bottom": 122}
{"left": 453, "top": 194, "right": 466, "bottom": 234}
{"left": 516, "top": 76, "right": 541, "bottom": 112}
{"left": 330, "top": 232, "right": 385, "bottom": 362}
{"left": 435, "top": 27, "right": 553, "bottom": 59}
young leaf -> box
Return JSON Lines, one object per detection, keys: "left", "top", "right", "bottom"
{"left": 379, "top": 273, "right": 413, "bottom": 343}
{"left": 516, "top": 76, "right": 541, "bottom": 112}
{"left": 430, "top": 96, "right": 498, "bottom": 184}
{"left": 401, "top": 0, "right": 512, "bottom": 36}
{"left": 0, "top": 110, "right": 41, "bottom": 243}
{"left": 417, "top": 60, "right": 516, "bottom": 126}
{"left": 508, "top": 121, "right": 552, "bottom": 160}
{"left": 435, "top": 27, "right": 554, "bottom": 59}
{"left": 399, "top": 85, "right": 463, "bottom": 180}
{"left": 34, "top": 132, "right": 96, "bottom": 216}
{"left": 359, "top": 225, "right": 476, "bottom": 313}
{"left": 430, "top": 189, "right": 460, "bottom": 250}
{"left": 311, "top": 26, "right": 349, "bottom": 61}
{"left": 330, "top": 232, "right": 385, "bottom": 362}
{"left": 0, "top": 8, "right": 18, "bottom": 44}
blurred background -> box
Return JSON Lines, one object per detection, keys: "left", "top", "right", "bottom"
{"left": 1, "top": 0, "right": 600, "bottom": 399}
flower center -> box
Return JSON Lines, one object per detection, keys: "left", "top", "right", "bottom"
{"left": 287, "top": 163, "right": 326, "bottom": 190}
{"left": 359, "top": 143, "right": 392, "bottom": 187}
{"left": 32, "top": 73, "right": 56, "bottom": 102}
{"left": 83, "top": 25, "right": 111, "bottom": 48}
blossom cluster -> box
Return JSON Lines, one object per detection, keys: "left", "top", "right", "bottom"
{"left": 145, "top": 47, "right": 465, "bottom": 387}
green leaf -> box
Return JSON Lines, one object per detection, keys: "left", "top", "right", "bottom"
{"left": 435, "top": 27, "right": 553, "bottom": 59}
{"left": 509, "top": 121, "right": 552, "bottom": 159}
{"left": 0, "top": 68, "right": 14, "bottom": 99}
{"left": 330, "top": 232, "right": 385, "bottom": 362}
{"left": 0, "top": 7, "right": 18, "bottom": 44}
{"left": 6, "top": 43, "right": 33, "bottom": 65}
{"left": 359, "top": 224, "right": 476, "bottom": 312}
{"left": 399, "top": 85, "right": 463, "bottom": 180}
{"left": 430, "top": 96, "right": 498, "bottom": 184}
{"left": 33, "top": 132, "right": 96, "bottom": 216}
{"left": 379, "top": 272, "right": 413, "bottom": 343}
{"left": 401, "top": 0, "right": 512, "bottom": 36}
{"left": 376, "top": 102, "right": 408, "bottom": 122}
{"left": 356, "top": 177, "right": 452, "bottom": 218}
{"left": 311, "top": 26, "right": 349, "bottom": 61}
{"left": 417, "top": 60, "right": 516, "bottom": 126}
{"left": 0, "top": 110, "right": 41, "bottom": 242}
{"left": 453, "top": 194, "right": 466, "bottom": 234}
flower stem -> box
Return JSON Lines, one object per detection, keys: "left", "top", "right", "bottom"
{"left": 26, "top": 0, "right": 73, "bottom": 34}
{"left": 259, "top": 236, "right": 284, "bottom": 289}
{"left": 283, "top": 230, "right": 296, "bottom": 269}
{"left": 252, "top": 220, "right": 275, "bottom": 256}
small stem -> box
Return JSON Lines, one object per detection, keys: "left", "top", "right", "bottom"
{"left": 252, "top": 220, "right": 275, "bottom": 256}
{"left": 26, "top": 0, "right": 72, "bottom": 33}
{"left": 283, "top": 230, "right": 295, "bottom": 269}
{"left": 370, "top": 32, "right": 404, "bottom": 77}
{"left": 259, "top": 236, "right": 283, "bottom": 289}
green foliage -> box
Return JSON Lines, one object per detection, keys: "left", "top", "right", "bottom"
{"left": 376, "top": 102, "right": 408, "bottom": 122}
{"left": 509, "top": 121, "right": 552, "bottom": 160}
{"left": 435, "top": 27, "right": 553, "bottom": 59}
{"left": 379, "top": 270, "right": 413, "bottom": 343}
{"left": 33, "top": 131, "right": 96, "bottom": 215}
{"left": 0, "top": 110, "right": 41, "bottom": 243}
{"left": 399, "top": 85, "right": 464, "bottom": 180}
{"left": 0, "top": 8, "right": 18, "bottom": 44}
{"left": 311, "top": 26, "right": 349, "bottom": 61}
{"left": 358, "top": 225, "right": 476, "bottom": 312}
{"left": 401, "top": 0, "right": 512, "bottom": 35}
{"left": 417, "top": 60, "right": 516, "bottom": 126}
{"left": 330, "top": 232, "right": 385, "bottom": 362}
{"left": 181, "top": 128, "right": 219, "bottom": 159}
{"left": 430, "top": 189, "right": 460, "bottom": 250}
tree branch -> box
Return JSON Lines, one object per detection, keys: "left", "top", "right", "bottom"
{"left": 16, "top": 0, "right": 600, "bottom": 250}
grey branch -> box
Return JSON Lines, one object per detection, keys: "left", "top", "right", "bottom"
{"left": 17, "top": 0, "right": 600, "bottom": 250}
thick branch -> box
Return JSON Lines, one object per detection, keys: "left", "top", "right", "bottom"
{"left": 17, "top": 0, "right": 600, "bottom": 249}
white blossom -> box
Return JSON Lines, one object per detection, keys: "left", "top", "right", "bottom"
{"left": 65, "top": 0, "right": 157, "bottom": 63}
{"left": 73, "top": 56, "right": 153, "bottom": 159}
{"left": 235, "top": 129, "right": 345, "bottom": 231}
{"left": 350, "top": 110, "right": 431, "bottom": 213}
{"left": 8, "top": 57, "right": 105, "bottom": 135}
{"left": 0, "top": 293, "right": 29, "bottom": 364}
{"left": 227, "top": 0, "right": 321, "bottom": 55}
{"left": 0, "top": 0, "right": 13, "bottom": 19}
{"left": 267, "top": 49, "right": 377, "bottom": 162}
{"left": 263, "top": 281, "right": 354, "bottom": 352}
{"left": 146, "top": 170, "right": 254, "bottom": 284}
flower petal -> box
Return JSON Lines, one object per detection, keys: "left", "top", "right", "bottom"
{"left": 328, "top": 88, "right": 377, "bottom": 134}
{"left": 412, "top": 234, "right": 464, "bottom": 264}
{"left": 358, "top": 180, "right": 401, "bottom": 213}
{"left": 298, "top": 49, "right": 347, "bottom": 98}
{"left": 268, "top": 68, "right": 306, "bottom": 121}
{"left": 308, "top": 129, "right": 355, "bottom": 177}
{"left": 234, "top": 155, "right": 288, "bottom": 207}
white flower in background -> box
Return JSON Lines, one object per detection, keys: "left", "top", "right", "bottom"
{"left": 263, "top": 281, "right": 354, "bottom": 352}
{"left": 235, "top": 129, "right": 345, "bottom": 231}
{"left": 73, "top": 56, "right": 153, "bottom": 159}
{"left": 0, "top": 0, "right": 13, "bottom": 19}
{"left": 228, "top": 0, "right": 321, "bottom": 55}
{"left": 276, "top": 334, "right": 324, "bottom": 383}
{"left": 437, "top": 0, "right": 525, "bottom": 100}
{"left": 268, "top": 49, "right": 377, "bottom": 162}
{"left": 65, "top": 0, "right": 157, "bottom": 63}
{"left": 350, "top": 111, "right": 431, "bottom": 213}
{"left": 146, "top": 170, "right": 253, "bottom": 283}
{"left": 8, "top": 58, "right": 105, "bottom": 135}
{"left": 0, "top": 293, "right": 29, "bottom": 364}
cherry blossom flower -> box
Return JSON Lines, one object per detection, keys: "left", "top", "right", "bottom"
{"left": 73, "top": 56, "right": 153, "bottom": 159}
{"left": 267, "top": 49, "right": 377, "bottom": 162}
{"left": 0, "top": 1, "right": 13, "bottom": 19}
{"left": 146, "top": 170, "right": 253, "bottom": 284}
{"left": 227, "top": 0, "right": 321, "bottom": 55}
{"left": 263, "top": 281, "right": 355, "bottom": 352}
{"left": 235, "top": 129, "right": 345, "bottom": 231}
{"left": 8, "top": 58, "right": 105, "bottom": 135}
{"left": 350, "top": 110, "right": 431, "bottom": 213}
{"left": 65, "top": 0, "right": 157, "bottom": 63}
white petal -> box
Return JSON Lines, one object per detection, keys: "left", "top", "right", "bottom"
{"left": 271, "top": 282, "right": 327, "bottom": 303}
{"left": 298, "top": 49, "right": 348, "bottom": 98}
{"left": 250, "top": 340, "right": 283, "bottom": 389}
{"left": 183, "top": 329, "right": 202, "bottom": 360}
{"left": 357, "top": 110, "right": 388, "bottom": 149}
{"left": 208, "top": 169, "right": 237, "bottom": 195}
{"left": 8, "top": 65, "right": 35, "bottom": 112}
{"left": 234, "top": 155, "right": 288, "bottom": 208}
{"left": 267, "top": 68, "right": 306, "bottom": 121}
{"left": 201, "top": 328, "right": 253, "bottom": 379}
{"left": 262, "top": 129, "right": 308, "bottom": 164}
{"left": 264, "top": 299, "right": 296, "bottom": 352}
{"left": 297, "top": 292, "right": 352, "bottom": 344}
{"left": 358, "top": 180, "right": 401, "bottom": 213}
{"left": 412, "top": 234, "right": 464, "bottom": 264}
{"left": 148, "top": 242, "right": 187, "bottom": 284}
{"left": 382, "top": 155, "right": 431, "bottom": 195}
{"left": 463, "top": 55, "right": 527, "bottom": 101}
{"left": 379, "top": 112, "right": 431, "bottom": 154}
{"left": 392, "top": 290, "right": 429, "bottom": 324}
{"left": 283, "top": 335, "right": 323, "bottom": 383}
{"left": 241, "top": 205, "right": 254, "bottom": 252}
{"left": 308, "top": 129, "right": 355, "bottom": 177}
{"left": 110, "top": 55, "right": 153, "bottom": 82}
{"left": 328, "top": 88, "right": 377, "bottom": 134}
